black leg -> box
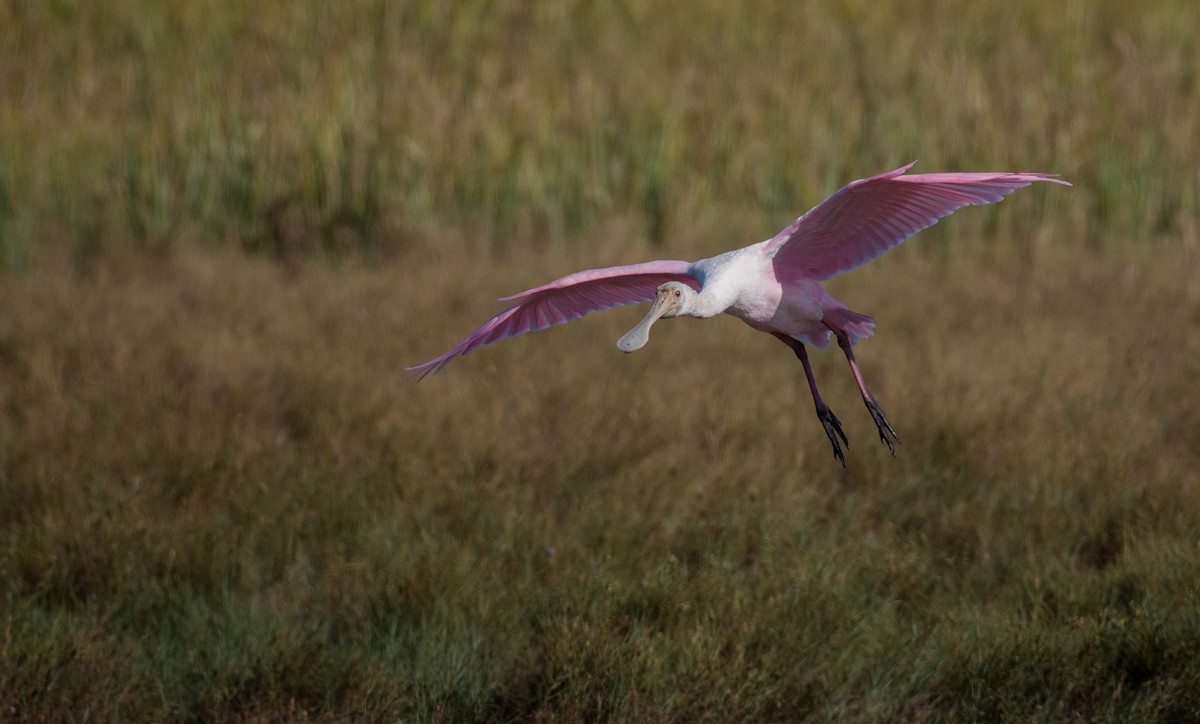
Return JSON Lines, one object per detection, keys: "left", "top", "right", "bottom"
{"left": 831, "top": 329, "right": 899, "bottom": 455}
{"left": 773, "top": 333, "right": 849, "bottom": 466}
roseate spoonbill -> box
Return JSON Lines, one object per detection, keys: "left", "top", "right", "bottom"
{"left": 409, "top": 162, "right": 1068, "bottom": 464}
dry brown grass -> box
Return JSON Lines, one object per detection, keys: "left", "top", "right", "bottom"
{"left": 3, "top": 235, "right": 1199, "bottom": 718}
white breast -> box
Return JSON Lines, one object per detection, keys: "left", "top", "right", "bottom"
{"left": 695, "top": 245, "right": 830, "bottom": 335}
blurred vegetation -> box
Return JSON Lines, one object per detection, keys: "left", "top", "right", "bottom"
{"left": 2, "top": 0, "right": 1200, "bottom": 720}
{"left": 1, "top": 0, "right": 1197, "bottom": 269}
{"left": 3, "top": 246, "right": 1199, "bottom": 720}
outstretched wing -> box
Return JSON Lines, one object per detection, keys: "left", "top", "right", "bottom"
{"left": 766, "top": 162, "right": 1070, "bottom": 281}
{"left": 407, "top": 260, "right": 698, "bottom": 378}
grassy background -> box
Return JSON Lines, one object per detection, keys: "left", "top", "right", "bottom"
{"left": 2, "top": 0, "right": 1196, "bottom": 266}
{"left": 2, "top": 0, "right": 1200, "bottom": 720}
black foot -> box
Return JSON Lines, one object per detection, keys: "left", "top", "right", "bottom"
{"left": 865, "top": 398, "right": 899, "bottom": 456}
{"left": 816, "top": 404, "right": 849, "bottom": 466}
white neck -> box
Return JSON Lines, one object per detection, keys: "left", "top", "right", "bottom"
{"left": 679, "top": 285, "right": 730, "bottom": 319}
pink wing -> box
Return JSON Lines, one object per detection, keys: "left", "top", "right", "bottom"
{"left": 766, "top": 162, "right": 1070, "bottom": 281}
{"left": 407, "top": 260, "right": 698, "bottom": 378}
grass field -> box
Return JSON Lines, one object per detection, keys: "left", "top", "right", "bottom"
{"left": 3, "top": 0, "right": 1200, "bottom": 721}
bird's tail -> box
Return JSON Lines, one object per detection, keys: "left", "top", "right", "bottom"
{"left": 822, "top": 307, "right": 876, "bottom": 346}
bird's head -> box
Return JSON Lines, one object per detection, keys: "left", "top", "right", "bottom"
{"left": 617, "top": 282, "right": 692, "bottom": 353}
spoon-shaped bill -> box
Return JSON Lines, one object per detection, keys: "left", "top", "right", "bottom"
{"left": 617, "top": 293, "right": 672, "bottom": 352}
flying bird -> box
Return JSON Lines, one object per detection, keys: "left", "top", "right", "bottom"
{"left": 409, "top": 162, "right": 1068, "bottom": 464}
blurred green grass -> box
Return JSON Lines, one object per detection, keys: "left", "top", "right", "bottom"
{"left": 2, "top": 0, "right": 1200, "bottom": 720}
{"left": 1, "top": 0, "right": 1197, "bottom": 266}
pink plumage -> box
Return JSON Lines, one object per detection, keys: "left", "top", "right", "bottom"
{"left": 408, "top": 260, "right": 697, "bottom": 379}
{"left": 409, "top": 163, "right": 1068, "bottom": 463}
{"left": 766, "top": 162, "right": 1068, "bottom": 281}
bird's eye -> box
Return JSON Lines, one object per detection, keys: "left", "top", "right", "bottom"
{"left": 674, "top": 290, "right": 681, "bottom": 298}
